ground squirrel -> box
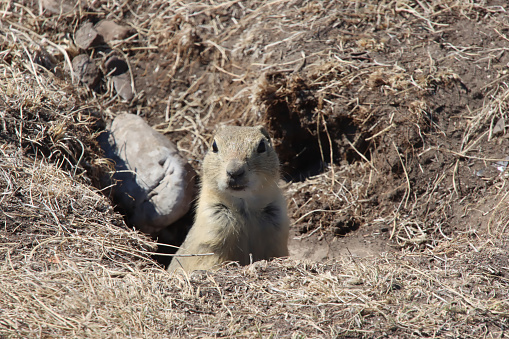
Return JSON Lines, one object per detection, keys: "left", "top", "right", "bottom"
{"left": 168, "top": 125, "right": 289, "bottom": 272}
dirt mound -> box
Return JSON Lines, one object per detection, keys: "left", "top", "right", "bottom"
{"left": 1, "top": 0, "right": 509, "bottom": 337}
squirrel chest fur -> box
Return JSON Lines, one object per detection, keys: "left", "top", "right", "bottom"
{"left": 168, "top": 126, "right": 289, "bottom": 272}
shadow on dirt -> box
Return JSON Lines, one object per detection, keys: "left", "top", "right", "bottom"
{"left": 259, "top": 72, "right": 371, "bottom": 181}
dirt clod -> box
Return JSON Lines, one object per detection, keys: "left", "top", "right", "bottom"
{"left": 72, "top": 53, "right": 101, "bottom": 89}
{"left": 75, "top": 22, "right": 102, "bottom": 50}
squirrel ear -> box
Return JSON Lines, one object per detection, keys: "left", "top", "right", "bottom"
{"left": 211, "top": 140, "right": 218, "bottom": 153}
{"left": 256, "top": 125, "right": 272, "bottom": 143}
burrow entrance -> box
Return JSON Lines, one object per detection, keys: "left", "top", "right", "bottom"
{"left": 258, "top": 72, "right": 372, "bottom": 182}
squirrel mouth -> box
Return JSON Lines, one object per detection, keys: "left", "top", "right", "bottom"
{"left": 228, "top": 183, "right": 247, "bottom": 191}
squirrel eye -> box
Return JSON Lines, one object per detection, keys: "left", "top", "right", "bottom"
{"left": 212, "top": 140, "right": 218, "bottom": 153}
{"left": 257, "top": 140, "right": 266, "bottom": 153}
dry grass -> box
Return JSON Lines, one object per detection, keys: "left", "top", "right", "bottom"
{"left": 1, "top": 0, "right": 509, "bottom": 337}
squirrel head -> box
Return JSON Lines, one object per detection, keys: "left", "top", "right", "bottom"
{"left": 202, "top": 125, "right": 280, "bottom": 198}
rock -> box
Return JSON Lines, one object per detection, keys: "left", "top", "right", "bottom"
{"left": 75, "top": 22, "right": 102, "bottom": 50}
{"left": 72, "top": 54, "right": 101, "bottom": 89}
{"left": 98, "top": 113, "right": 196, "bottom": 234}
{"left": 492, "top": 117, "right": 506, "bottom": 136}
{"left": 41, "top": 0, "right": 76, "bottom": 15}
{"left": 95, "top": 20, "right": 132, "bottom": 43}
{"left": 104, "top": 56, "right": 133, "bottom": 100}
{"left": 112, "top": 73, "right": 134, "bottom": 101}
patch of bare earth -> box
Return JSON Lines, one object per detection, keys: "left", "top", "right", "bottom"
{"left": 1, "top": 0, "right": 508, "bottom": 337}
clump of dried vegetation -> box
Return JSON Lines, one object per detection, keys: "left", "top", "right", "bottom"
{"left": 1, "top": 0, "right": 509, "bottom": 337}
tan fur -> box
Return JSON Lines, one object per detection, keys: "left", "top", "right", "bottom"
{"left": 168, "top": 126, "right": 289, "bottom": 272}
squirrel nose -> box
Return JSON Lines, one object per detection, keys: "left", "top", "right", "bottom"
{"left": 226, "top": 161, "right": 245, "bottom": 179}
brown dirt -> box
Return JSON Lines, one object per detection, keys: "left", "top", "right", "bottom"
{"left": 116, "top": 0, "right": 509, "bottom": 264}
{"left": 2, "top": 0, "right": 509, "bottom": 337}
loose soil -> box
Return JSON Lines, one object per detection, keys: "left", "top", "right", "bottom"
{"left": 2, "top": 0, "right": 509, "bottom": 337}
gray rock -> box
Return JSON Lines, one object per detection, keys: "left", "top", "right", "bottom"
{"left": 492, "top": 117, "right": 506, "bottom": 136}
{"left": 112, "top": 73, "right": 134, "bottom": 101}
{"left": 99, "top": 113, "right": 196, "bottom": 234}
{"left": 41, "top": 0, "right": 78, "bottom": 15}
{"left": 95, "top": 20, "right": 132, "bottom": 43}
